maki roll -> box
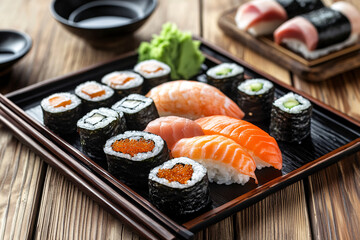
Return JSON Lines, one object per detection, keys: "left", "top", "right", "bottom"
{"left": 134, "top": 60, "right": 171, "bottom": 91}
{"left": 74, "top": 81, "right": 114, "bottom": 112}
{"left": 104, "top": 131, "right": 169, "bottom": 187}
{"left": 206, "top": 63, "right": 244, "bottom": 99}
{"left": 77, "top": 108, "right": 127, "bottom": 160}
{"left": 41, "top": 92, "right": 81, "bottom": 135}
{"left": 270, "top": 92, "right": 312, "bottom": 143}
{"left": 148, "top": 157, "right": 211, "bottom": 216}
{"left": 112, "top": 94, "right": 159, "bottom": 130}
{"left": 101, "top": 71, "right": 144, "bottom": 100}
{"left": 236, "top": 79, "right": 275, "bottom": 122}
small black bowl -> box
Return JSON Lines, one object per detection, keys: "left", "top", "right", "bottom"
{"left": 50, "top": 0, "right": 157, "bottom": 47}
{"left": 0, "top": 30, "right": 32, "bottom": 76}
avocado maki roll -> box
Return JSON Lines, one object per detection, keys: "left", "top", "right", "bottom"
{"left": 101, "top": 71, "right": 144, "bottom": 100}
{"left": 77, "top": 108, "right": 127, "bottom": 161}
{"left": 75, "top": 81, "right": 115, "bottom": 113}
{"left": 206, "top": 63, "right": 244, "bottom": 98}
{"left": 270, "top": 92, "right": 312, "bottom": 143}
{"left": 134, "top": 60, "right": 171, "bottom": 91}
{"left": 237, "top": 79, "right": 275, "bottom": 122}
{"left": 111, "top": 94, "right": 159, "bottom": 130}
{"left": 41, "top": 92, "right": 82, "bottom": 135}
{"left": 149, "top": 157, "right": 211, "bottom": 216}
{"left": 104, "top": 131, "right": 169, "bottom": 188}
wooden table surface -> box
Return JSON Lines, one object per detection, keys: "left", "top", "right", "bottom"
{"left": 1, "top": 0, "right": 360, "bottom": 239}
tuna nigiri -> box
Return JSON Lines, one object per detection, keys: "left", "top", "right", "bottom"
{"left": 196, "top": 115, "right": 282, "bottom": 170}
{"left": 274, "top": 1, "right": 360, "bottom": 59}
{"left": 235, "top": 0, "right": 324, "bottom": 36}
{"left": 144, "top": 116, "right": 204, "bottom": 150}
{"left": 172, "top": 135, "right": 257, "bottom": 185}
{"left": 146, "top": 80, "right": 244, "bottom": 120}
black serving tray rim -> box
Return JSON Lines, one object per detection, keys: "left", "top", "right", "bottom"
{"left": 4, "top": 36, "right": 360, "bottom": 236}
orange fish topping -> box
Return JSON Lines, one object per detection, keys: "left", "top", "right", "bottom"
{"left": 81, "top": 84, "right": 106, "bottom": 98}
{"left": 109, "top": 74, "right": 135, "bottom": 87}
{"left": 157, "top": 164, "right": 193, "bottom": 184}
{"left": 48, "top": 96, "right": 72, "bottom": 108}
{"left": 111, "top": 138, "right": 155, "bottom": 157}
{"left": 140, "top": 63, "right": 163, "bottom": 74}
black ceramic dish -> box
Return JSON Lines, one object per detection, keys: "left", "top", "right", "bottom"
{"left": 50, "top": 0, "right": 157, "bottom": 46}
{"left": 0, "top": 30, "right": 32, "bottom": 76}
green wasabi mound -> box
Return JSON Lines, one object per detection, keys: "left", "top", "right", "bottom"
{"left": 138, "top": 23, "right": 205, "bottom": 80}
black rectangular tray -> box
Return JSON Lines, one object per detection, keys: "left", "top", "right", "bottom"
{"left": 5, "top": 38, "right": 360, "bottom": 238}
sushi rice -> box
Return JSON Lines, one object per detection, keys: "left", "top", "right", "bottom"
{"left": 41, "top": 92, "right": 81, "bottom": 113}
{"left": 101, "top": 71, "right": 143, "bottom": 89}
{"left": 206, "top": 63, "right": 244, "bottom": 79}
{"left": 134, "top": 59, "right": 171, "bottom": 79}
{"left": 273, "top": 92, "right": 311, "bottom": 114}
{"left": 75, "top": 81, "right": 114, "bottom": 102}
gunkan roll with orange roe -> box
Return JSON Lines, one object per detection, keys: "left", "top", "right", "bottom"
{"left": 104, "top": 131, "right": 169, "bottom": 188}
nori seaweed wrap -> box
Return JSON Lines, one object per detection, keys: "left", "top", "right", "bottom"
{"left": 74, "top": 81, "right": 115, "bottom": 113}
{"left": 41, "top": 92, "right": 82, "bottom": 135}
{"left": 270, "top": 92, "right": 312, "bottom": 143}
{"left": 111, "top": 94, "right": 159, "bottom": 131}
{"left": 101, "top": 71, "right": 144, "bottom": 100}
{"left": 236, "top": 79, "right": 275, "bottom": 122}
{"left": 134, "top": 59, "right": 171, "bottom": 91}
{"left": 77, "top": 108, "right": 127, "bottom": 161}
{"left": 148, "top": 157, "right": 211, "bottom": 216}
{"left": 276, "top": 0, "right": 324, "bottom": 19}
{"left": 206, "top": 63, "right": 244, "bottom": 99}
{"left": 104, "top": 131, "right": 169, "bottom": 188}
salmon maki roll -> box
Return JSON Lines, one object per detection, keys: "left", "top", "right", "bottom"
{"left": 172, "top": 135, "right": 257, "bottom": 185}
{"left": 144, "top": 116, "right": 204, "bottom": 150}
{"left": 146, "top": 80, "right": 244, "bottom": 120}
{"left": 196, "top": 115, "right": 282, "bottom": 170}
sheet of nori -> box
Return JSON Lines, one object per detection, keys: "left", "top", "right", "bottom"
{"left": 143, "top": 74, "right": 170, "bottom": 92}
{"left": 42, "top": 105, "right": 81, "bottom": 135}
{"left": 276, "top": 0, "right": 324, "bottom": 19}
{"left": 106, "top": 140, "right": 170, "bottom": 188}
{"left": 269, "top": 104, "right": 312, "bottom": 143}
{"left": 207, "top": 72, "right": 244, "bottom": 100}
{"left": 78, "top": 114, "right": 127, "bottom": 160}
{"left": 302, "top": 7, "right": 351, "bottom": 49}
{"left": 79, "top": 95, "right": 115, "bottom": 114}
{"left": 113, "top": 85, "right": 143, "bottom": 101}
{"left": 149, "top": 173, "right": 211, "bottom": 216}
{"left": 237, "top": 87, "right": 274, "bottom": 122}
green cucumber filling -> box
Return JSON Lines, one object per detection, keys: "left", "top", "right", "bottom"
{"left": 122, "top": 99, "right": 142, "bottom": 109}
{"left": 85, "top": 113, "right": 106, "bottom": 125}
{"left": 216, "top": 67, "right": 232, "bottom": 76}
{"left": 249, "top": 82, "right": 263, "bottom": 92}
{"left": 283, "top": 99, "right": 300, "bottom": 109}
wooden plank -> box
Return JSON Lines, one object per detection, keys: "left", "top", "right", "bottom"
{"left": 0, "top": 127, "right": 45, "bottom": 240}
{"left": 202, "top": 0, "right": 291, "bottom": 85}
{"left": 202, "top": 0, "right": 310, "bottom": 239}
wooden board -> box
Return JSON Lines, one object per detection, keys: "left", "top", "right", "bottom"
{"left": 218, "top": 8, "right": 360, "bottom": 82}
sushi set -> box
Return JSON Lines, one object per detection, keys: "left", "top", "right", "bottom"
{"left": 218, "top": 0, "right": 360, "bottom": 81}
{"left": 1, "top": 38, "right": 360, "bottom": 239}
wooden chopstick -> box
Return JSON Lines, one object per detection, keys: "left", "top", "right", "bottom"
{"left": 0, "top": 109, "right": 161, "bottom": 240}
{"left": 0, "top": 102, "right": 177, "bottom": 240}
{"left": 0, "top": 94, "right": 194, "bottom": 240}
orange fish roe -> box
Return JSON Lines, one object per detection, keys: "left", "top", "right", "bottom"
{"left": 81, "top": 84, "right": 106, "bottom": 98}
{"left": 111, "top": 138, "right": 155, "bottom": 157}
{"left": 140, "top": 63, "right": 163, "bottom": 74}
{"left": 48, "top": 96, "right": 72, "bottom": 108}
{"left": 157, "top": 164, "right": 193, "bottom": 184}
{"left": 109, "top": 74, "right": 134, "bottom": 87}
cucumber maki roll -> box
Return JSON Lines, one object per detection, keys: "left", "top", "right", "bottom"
{"left": 77, "top": 108, "right": 127, "bottom": 160}
{"left": 206, "top": 63, "right": 244, "bottom": 98}
{"left": 236, "top": 79, "right": 275, "bottom": 122}
{"left": 104, "top": 131, "right": 169, "bottom": 187}
{"left": 111, "top": 94, "right": 159, "bottom": 130}
{"left": 270, "top": 92, "right": 312, "bottom": 143}
{"left": 101, "top": 71, "right": 144, "bottom": 100}
{"left": 149, "top": 157, "right": 211, "bottom": 216}
{"left": 75, "top": 81, "right": 115, "bottom": 113}
{"left": 134, "top": 60, "right": 171, "bottom": 91}
{"left": 41, "top": 92, "right": 81, "bottom": 135}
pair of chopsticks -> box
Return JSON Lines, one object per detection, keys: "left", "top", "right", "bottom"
{"left": 0, "top": 94, "right": 193, "bottom": 240}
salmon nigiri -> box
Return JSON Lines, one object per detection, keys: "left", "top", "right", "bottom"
{"left": 172, "top": 135, "right": 257, "bottom": 185}
{"left": 146, "top": 80, "right": 244, "bottom": 120}
{"left": 196, "top": 115, "right": 282, "bottom": 170}
{"left": 144, "top": 116, "right": 204, "bottom": 150}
